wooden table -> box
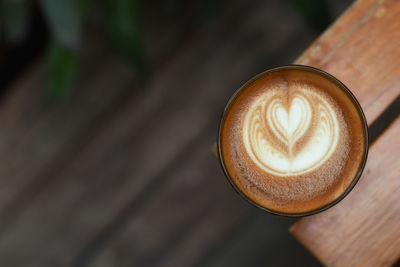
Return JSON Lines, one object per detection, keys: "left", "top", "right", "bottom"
{"left": 0, "top": 1, "right": 323, "bottom": 266}
{"left": 0, "top": 0, "right": 398, "bottom": 266}
{"left": 290, "top": 0, "right": 400, "bottom": 266}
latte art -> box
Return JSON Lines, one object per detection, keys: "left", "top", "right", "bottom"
{"left": 243, "top": 88, "right": 339, "bottom": 176}
{"left": 219, "top": 67, "right": 367, "bottom": 214}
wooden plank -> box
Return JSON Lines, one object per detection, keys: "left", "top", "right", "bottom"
{"left": 85, "top": 130, "right": 250, "bottom": 267}
{"left": 290, "top": 1, "right": 400, "bottom": 265}
{"left": 201, "top": 213, "right": 320, "bottom": 267}
{"left": 83, "top": 2, "right": 316, "bottom": 266}
{"left": 0, "top": 44, "right": 135, "bottom": 225}
{"left": 0, "top": 1, "right": 314, "bottom": 266}
{"left": 291, "top": 116, "right": 400, "bottom": 266}
{"left": 0, "top": 2, "right": 200, "bottom": 226}
{"left": 295, "top": 0, "right": 400, "bottom": 125}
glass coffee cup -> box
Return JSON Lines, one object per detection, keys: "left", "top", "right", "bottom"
{"left": 218, "top": 65, "right": 368, "bottom": 217}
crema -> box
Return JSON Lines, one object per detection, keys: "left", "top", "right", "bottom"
{"left": 219, "top": 66, "right": 367, "bottom": 214}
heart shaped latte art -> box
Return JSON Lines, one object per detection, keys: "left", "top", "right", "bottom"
{"left": 243, "top": 89, "right": 339, "bottom": 176}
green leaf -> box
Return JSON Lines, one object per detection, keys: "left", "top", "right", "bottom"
{"left": 1, "top": 0, "right": 31, "bottom": 43}
{"left": 105, "top": 0, "right": 145, "bottom": 69}
{"left": 40, "top": 0, "right": 82, "bottom": 48}
{"left": 46, "top": 40, "right": 78, "bottom": 99}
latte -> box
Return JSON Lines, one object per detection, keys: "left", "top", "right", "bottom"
{"left": 219, "top": 66, "right": 367, "bottom": 215}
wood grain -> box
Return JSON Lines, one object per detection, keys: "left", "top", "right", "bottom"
{"left": 291, "top": 116, "right": 400, "bottom": 266}
{"left": 84, "top": 2, "right": 315, "bottom": 266}
{"left": 0, "top": 0, "right": 398, "bottom": 266}
{"left": 0, "top": 2, "right": 201, "bottom": 230}
{"left": 0, "top": 1, "right": 315, "bottom": 266}
{"left": 0, "top": 46, "right": 136, "bottom": 224}
{"left": 291, "top": 0, "right": 400, "bottom": 265}
{"left": 86, "top": 130, "right": 250, "bottom": 267}
{"left": 295, "top": 0, "right": 400, "bottom": 125}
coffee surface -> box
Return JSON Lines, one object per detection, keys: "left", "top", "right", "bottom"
{"left": 220, "top": 68, "right": 366, "bottom": 214}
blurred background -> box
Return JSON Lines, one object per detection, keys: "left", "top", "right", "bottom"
{"left": 0, "top": 0, "right": 352, "bottom": 266}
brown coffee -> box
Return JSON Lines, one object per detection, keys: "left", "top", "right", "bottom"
{"left": 219, "top": 66, "right": 367, "bottom": 215}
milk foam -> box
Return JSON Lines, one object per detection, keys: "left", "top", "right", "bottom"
{"left": 220, "top": 70, "right": 366, "bottom": 214}
{"left": 243, "top": 85, "right": 339, "bottom": 176}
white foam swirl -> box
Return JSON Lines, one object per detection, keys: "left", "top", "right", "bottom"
{"left": 243, "top": 88, "right": 339, "bottom": 176}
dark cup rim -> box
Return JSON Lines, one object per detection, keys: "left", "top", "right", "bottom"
{"left": 217, "top": 64, "right": 369, "bottom": 217}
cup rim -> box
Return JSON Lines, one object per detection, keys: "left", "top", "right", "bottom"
{"left": 217, "top": 64, "right": 369, "bottom": 217}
